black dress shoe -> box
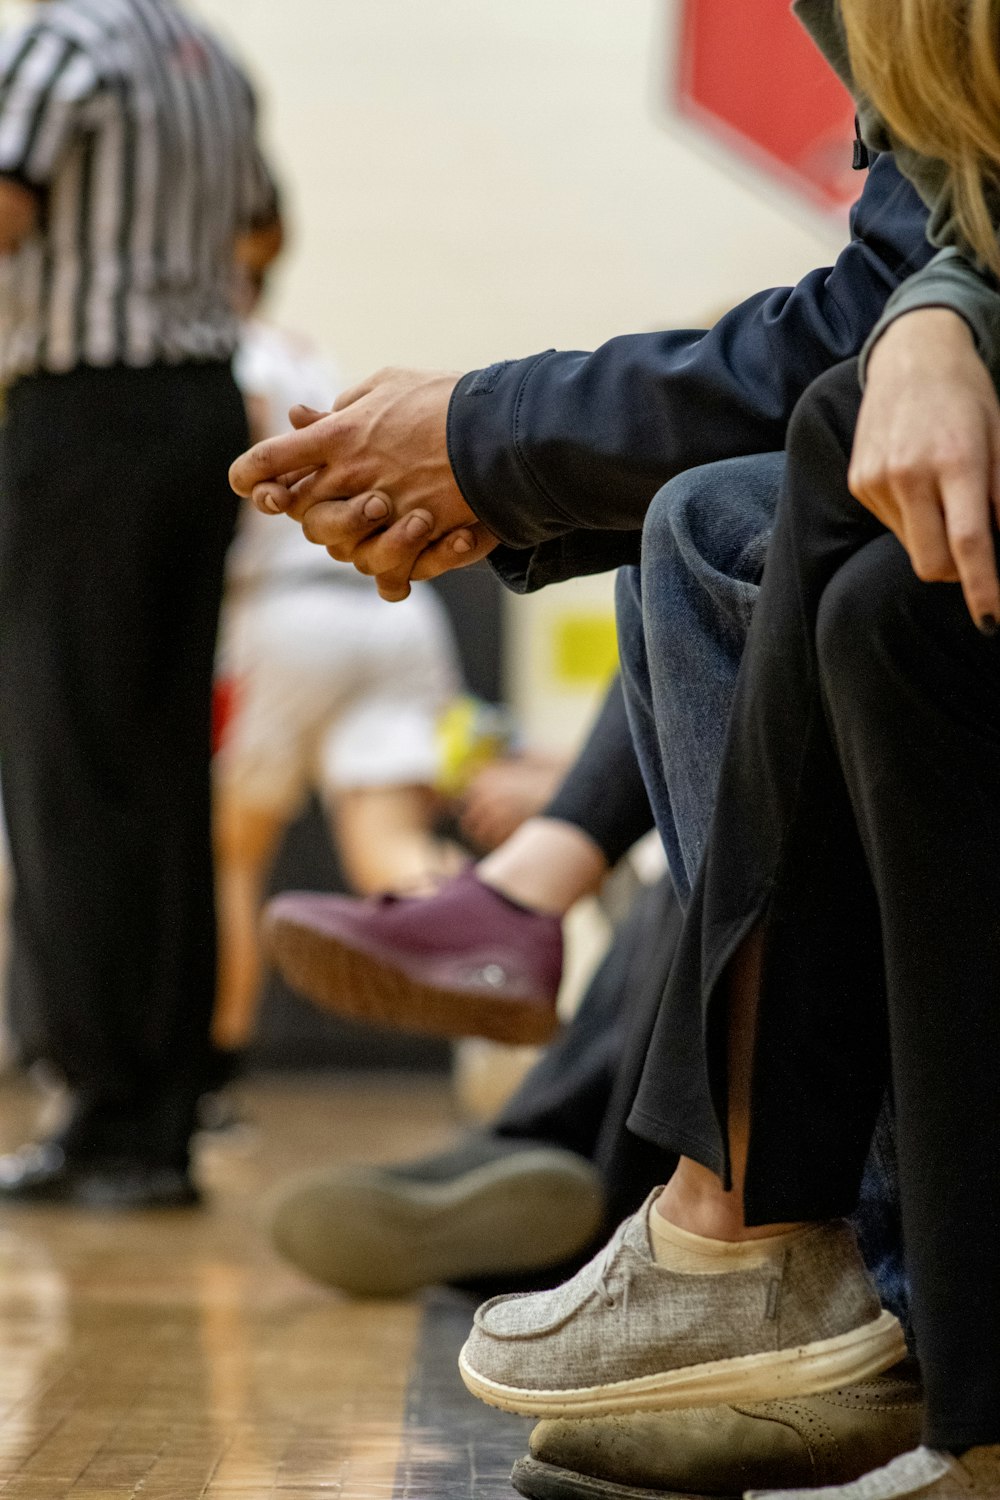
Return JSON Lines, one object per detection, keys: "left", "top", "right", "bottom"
{"left": 0, "top": 1142, "right": 200, "bottom": 1209}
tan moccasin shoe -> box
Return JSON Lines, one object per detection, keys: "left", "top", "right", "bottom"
{"left": 510, "top": 1363, "right": 922, "bottom": 1500}
{"left": 747, "top": 1443, "right": 1000, "bottom": 1498}
{"left": 458, "top": 1192, "right": 906, "bottom": 1418}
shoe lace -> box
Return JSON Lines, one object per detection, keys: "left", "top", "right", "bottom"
{"left": 594, "top": 1217, "right": 633, "bottom": 1311}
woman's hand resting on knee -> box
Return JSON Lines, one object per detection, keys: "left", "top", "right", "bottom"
{"left": 849, "top": 306, "right": 1000, "bottom": 634}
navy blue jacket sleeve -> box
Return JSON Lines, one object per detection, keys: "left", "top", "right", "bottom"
{"left": 445, "top": 153, "right": 933, "bottom": 592}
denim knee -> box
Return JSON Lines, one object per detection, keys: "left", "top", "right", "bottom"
{"left": 641, "top": 459, "right": 781, "bottom": 645}
{"left": 643, "top": 466, "right": 768, "bottom": 585}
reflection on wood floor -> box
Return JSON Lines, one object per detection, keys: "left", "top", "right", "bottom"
{"left": 0, "top": 1074, "right": 528, "bottom": 1500}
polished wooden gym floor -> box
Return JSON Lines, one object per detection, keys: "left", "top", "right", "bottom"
{"left": 0, "top": 1074, "right": 533, "bottom": 1499}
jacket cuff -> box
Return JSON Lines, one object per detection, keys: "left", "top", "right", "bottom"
{"left": 859, "top": 249, "right": 1000, "bottom": 382}
{"left": 488, "top": 531, "right": 642, "bottom": 595}
{"left": 446, "top": 353, "right": 571, "bottom": 550}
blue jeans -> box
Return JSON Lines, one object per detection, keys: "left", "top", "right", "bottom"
{"left": 618, "top": 453, "right": 782, "bottom": 905}
{"left": 616, "top": 452, "right": 910, "bottom": 1341}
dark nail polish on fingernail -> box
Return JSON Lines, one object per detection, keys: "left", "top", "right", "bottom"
{"left": 978, "top": 613, "right": 999, "bottom": 636}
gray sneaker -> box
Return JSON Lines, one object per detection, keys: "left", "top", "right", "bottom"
{"left": 510, "top": 1363, "right": 922, "bottom": 1500}
{"left": 747, "top": 1444, "right": 1000, "bottom": 1498}
{"left": 458, "top": 1192, "right": 906, "bottom": 1418}
{"left": 269, "top": 1135, "right": 604, "bottom": 1297}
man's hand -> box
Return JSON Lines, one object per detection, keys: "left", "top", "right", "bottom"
{"left": 228, "top": 367, "right": 498, "bottom": 599}
{"left": 849, "top": 307, "right": 1000, "bottom": 632}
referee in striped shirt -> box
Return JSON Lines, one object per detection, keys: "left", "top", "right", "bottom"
{"left": 0, "top": 0, "right": 280, "bottom": 1206}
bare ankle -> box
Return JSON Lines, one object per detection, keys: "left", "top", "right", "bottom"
{"left": 476, "top": 819, "right": 608, "bottom": 917}
{"left": 655, "top": 1162, "right": 807, "bottom": 1243}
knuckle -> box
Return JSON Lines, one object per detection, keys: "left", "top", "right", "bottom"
{"left": 884, "top": 459, "right": 921, "bottom": 490}
{"left": 334, "top": 463, "right": 363, "bottom": 494}
{"left": 950, "top": 529, "right": 985, "bottom": 561}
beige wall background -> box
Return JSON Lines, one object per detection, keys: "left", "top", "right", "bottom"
{"left": 189, "top": 0, "right": 840, "bottom": 374}
{"left": 2, "top": 0, "right": 850, "bottom": 747}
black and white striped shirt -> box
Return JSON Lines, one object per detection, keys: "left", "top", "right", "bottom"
{"left": 0, "top": 0, "right": 278, "bottom": 381}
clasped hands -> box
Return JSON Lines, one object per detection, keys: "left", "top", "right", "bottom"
{"left": 228, "top": 366, "right": 499, "bottom": 601}
{"left": 230, "top": 309, "right": 1000, "bottom": 630}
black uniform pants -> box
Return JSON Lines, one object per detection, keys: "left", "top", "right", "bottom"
{"left": 0, "top": 362, "right": 245, "bottom": 1166}
{"left": 631, "top": 360, "right": 1000, "bottom": 1449}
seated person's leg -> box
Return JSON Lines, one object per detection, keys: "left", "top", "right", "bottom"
{"left": 476, "top": 672, "right": 653, "bottom": 913}
{"left": 266, "top": 673, "right": 651, "bottom": 1044}
{"left": 269, "top": 680, "right": 663, "bottom": 1295}
{"left": 270, "top": 881, "right": 678, "bottom": 1299}
{"left": 617, "top": 451, "right": 909, "bottom": 1337}
{"left": 331, "top": 783, "right": 463, "bottom": 895}
{"left": 616, "top": 451, "right": 783, "bottom": 900}
{"left": 320, "top": 584, "right": 463, "bottom": 893}
{"left": 467, "top": 362, "right": 1000, "bottom": 1493}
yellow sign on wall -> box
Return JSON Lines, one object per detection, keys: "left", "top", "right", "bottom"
{"left": 552, "top": 611, "right": 619, "bottom": 687}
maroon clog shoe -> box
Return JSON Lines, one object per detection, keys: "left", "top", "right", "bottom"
{"left": 264, "top": 868, "right": 564, "bottom": 1045}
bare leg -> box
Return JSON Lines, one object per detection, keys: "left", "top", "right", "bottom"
{"left": 654, "top": 925, "right": 807, "bottom": 1241}
{"left": 213, "top": 790, "right": 287, "bottom": 1050}
{"left": 476, "top": 817, "right": 609, "bottom": 917}
{"left": 331, "top": 784, "right": 464, "bottom": 896}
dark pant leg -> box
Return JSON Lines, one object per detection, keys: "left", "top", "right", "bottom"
{"left": 495, "top": 876, "right": 680, "bottom": 1216}
{"left": 0, "top": 364, "right": 245, "bottom": 1162}
{"left": 633, "top": 359, "right": 1000, "bottom": 1447}
{"left": 543, "top": 674, "right": 655, "bottom": 866}
{"left": 816, "top": 533, "right": 1000, "bottom": 1449}
{"left": 629, "top": 364, "right": 888, "bottom": 1191}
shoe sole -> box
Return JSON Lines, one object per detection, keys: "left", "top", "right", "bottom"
{"left": 266, "top": 909, "right": 559, "bottom": 1046}
{"left": 510, "top": 1455, "right": 720, "bottom": 1500}
{"left": 458, "top": 1309, "right": 907, "bottom": 1418}
{"left": 270, "top": 1149, "right": 605, "bottom": 1297}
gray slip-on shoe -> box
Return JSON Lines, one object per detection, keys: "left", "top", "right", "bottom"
{"left": 270, "top": 1135, "right": 604, "bottom": 1297}
{"left": 459, "top": 1192, "right": 906, "bottom": 1417}
{"left": 510, "top": 1363, "right": 922, "bottom": 1499}
{"left": 747, "top": 1443, "right": 1000, "bottom": 1498}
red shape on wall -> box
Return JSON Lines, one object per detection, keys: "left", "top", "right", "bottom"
{"left": 674, "top": 0, "right": 858, "bottom": 213}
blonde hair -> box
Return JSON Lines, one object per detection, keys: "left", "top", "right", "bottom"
{"left": 839, "top": 0, "right": 1000, "bottom": 276}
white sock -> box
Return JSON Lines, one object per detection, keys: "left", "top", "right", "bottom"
{"left": 648, "top": 1201, "right": 805, "bottom": 1274}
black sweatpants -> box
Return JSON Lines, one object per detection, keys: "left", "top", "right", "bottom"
{"left": 631, "top": 359, "right": 1000, "bottom": 1449}
{"left": 0, "top": 362, "right": 245, "bottom": 1166}
{"left": 544, "top": 673, "right": 655, "bottom": 866}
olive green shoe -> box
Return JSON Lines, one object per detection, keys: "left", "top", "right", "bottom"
{"left": 270, "top": 1135, "right": 604, "bottom": 1297}
{"left": 510, "top": 1363, "right": 922, "bottom": 1500}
